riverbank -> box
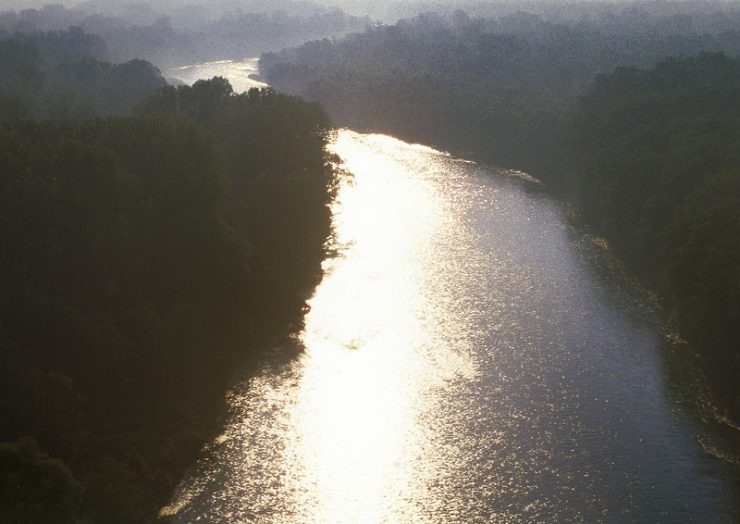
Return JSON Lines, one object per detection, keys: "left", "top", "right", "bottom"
{"left": 261, "top": 46, "right": 740, "bottom": 433}
{"left": 0, "top": 81, "right": 337, "bottom": 523}
{"left": 338, "top": 117, "right": 740, "bottom": 448}
{"left": 164, "top": 129, "right": 738, "bottom": 522}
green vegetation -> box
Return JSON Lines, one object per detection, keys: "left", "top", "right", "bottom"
{"left": 0, "top": 3, "right": 370, "bottom": 69}
{"left": 2, "top": 8, "right": 740, "bottom": 519}
{"left": 262, "top": 17, "right": 740, "bottom": 414}
{"left": 0, "top": 31, "right": 335, "bottom": 523}
{"left": 0, "top": 29, "right": 167, "bottom": 118}
{"left": 572, "top": 53, "right": 740, "bottom": 407}
{"left": 261, "top": 11, "right": 740, "bottom": 181}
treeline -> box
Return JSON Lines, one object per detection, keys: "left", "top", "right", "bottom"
{"left": 0, "top": 28, "right": 166, "bottom": 118}
{"left": 0, "top": 30, "right": 336, "bottom": 524}
{"left": 0, "top": 3, "right": 370, "bottom": 68}
{"left": 287, "top": 0, "right": 740, "bottom": 24}
{"left": 261, "top": 13, "right": 740, "bottom": 413}
{"left": 572, "top": 53, "right": 740, "bottom": 407}
{"left": 261, "top": 10, "right": 740, "bottom": 180}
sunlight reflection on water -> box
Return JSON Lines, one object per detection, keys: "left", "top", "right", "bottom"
{"left": 163, "top": 130, "right": 736, "bottom": 523}
{"left": 167, "top": 58, "right": 268, "bottom": 93}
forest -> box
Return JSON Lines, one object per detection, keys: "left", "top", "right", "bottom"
{"left": 261, "top": 9, "right": 740, "bottom": 414}
{"left": 0, "top": 28, "right": 336, "bottom": 523}
{"left": 0, "top": 28, "right": 167, "bottom": 118}
{"left": 0, "top": 2, "right": 370, "bottom": 68}
{"left": 2, "top": 1, "right": 740, "bottom": 521}
{"left": 573, "top": 53, "right": 740, "bottom": 406}
{"left": 261, "top": 7, "right": 740, "bottom": 176}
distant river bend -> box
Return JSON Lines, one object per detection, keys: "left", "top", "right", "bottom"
{"left": 162, "top": 61, "right": 739, "bottom": 523}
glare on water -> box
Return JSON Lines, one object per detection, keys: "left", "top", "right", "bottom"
{"left": 286, "top": 133, "right": 479, "bottom": 523}
{"left": 163, "top": 130, "right": 737, "bottom": 523}
{"left": 168, "top": 58, "right": 268, "bottom": 93}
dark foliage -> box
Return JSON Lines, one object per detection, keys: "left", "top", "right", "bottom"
{"left": 0, "top": 30, "right": 167, "bottom": 118}
{"left": 0, "top": 4, "right": 370, "bottom": 69}
{"left": 261, "top": 10, "right": 740, "bottom": 180}
{"left": 572, "top": 53, "right": 740, "bottom": 407}
{"left": 0, "top": 77, "right": 335, "bottom": 522}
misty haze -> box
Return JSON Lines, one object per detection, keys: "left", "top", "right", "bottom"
{"left": 0, "top": 0, "right": 739, "bottom": 522}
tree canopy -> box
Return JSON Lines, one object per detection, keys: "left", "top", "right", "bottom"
{"left": 0, "top": 69, "right": 336, "bottom": 521}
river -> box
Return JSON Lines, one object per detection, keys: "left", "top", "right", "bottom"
{"left": 162, "top": 63, "right": 739, "bottom": 523}
{"left": 167, "top": 58, "right": 268, "bottom": 92}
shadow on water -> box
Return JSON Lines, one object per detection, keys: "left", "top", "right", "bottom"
{"left": 558, "top": 194, "right": 740, "bottom": 514}
{"left": 474, "top": 157, "right": 740, "bottom": 514}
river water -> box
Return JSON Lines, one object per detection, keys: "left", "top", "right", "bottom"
{"left": 167, "top": 58, "right": 268, "bottom": 93}
{"left": 162, "top": 65, "right": 739, "bottom": 523}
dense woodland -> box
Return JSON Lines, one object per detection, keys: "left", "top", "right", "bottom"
{"left": 0, "top": 29, "right": 336, "bottom": 523}
{"left": 261, "top": 8, "right": 740, "bottom": 176}
{"left": 0, "top": 28, "right": 167, "bottom": 118}
{"left": 262, "top": 10, "right": 740, "bottom": 414}
{"left": 2, "top": 2, "right": 740, "bottom": 521}
{"left": 0, "top": 2, "right": 370, "bottom": 68}
{"left": 573, "top": 54, "right": 740, "bottom": 407}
